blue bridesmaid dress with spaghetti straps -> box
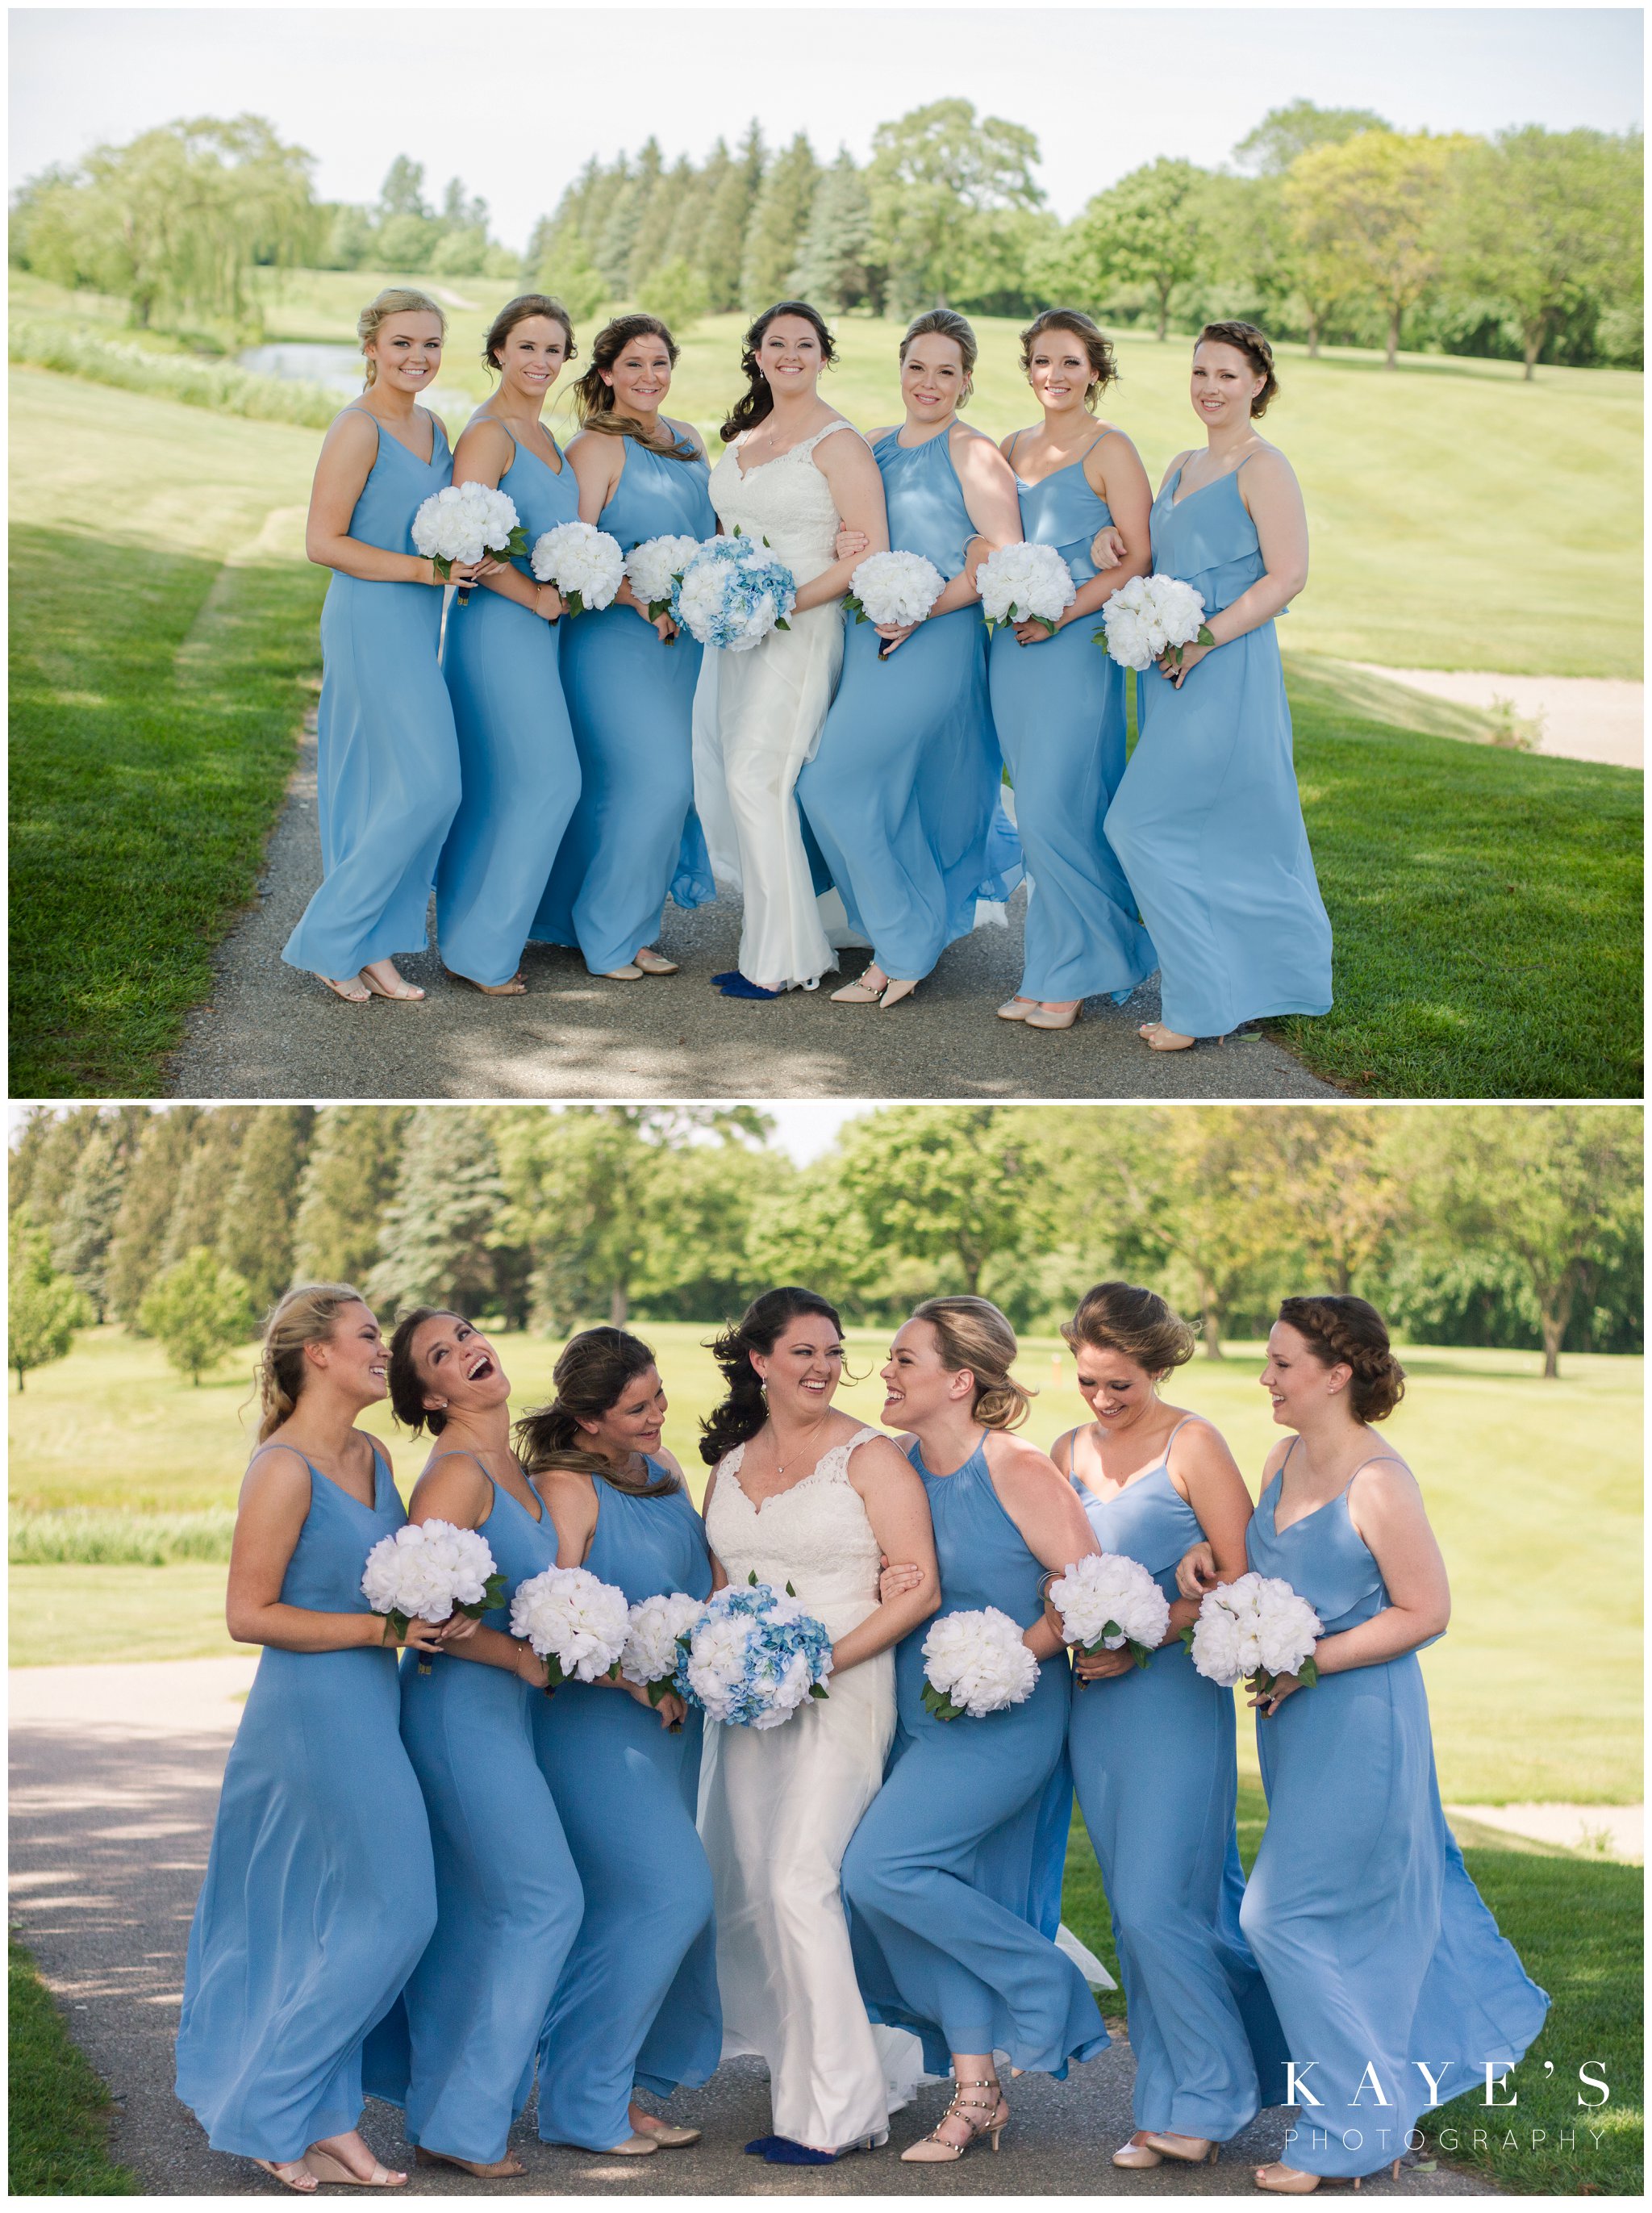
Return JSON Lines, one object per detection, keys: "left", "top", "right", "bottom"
{"left": 841, "top": 1436, "right": 1108, "bottom": 2077}
{"left": 535, "top": 435, "right": 717, "bottom": 974}
{"left": 362, "top": 1470, "right": 582, "bottom": 2164}
{"left": 798, "top": 427, "right": 1020, "bottom": 982}
{"left": 282, "top": 411, "right": 463, "bottom": 981}
{"left": 1066, "top": 1420, "right": 1285, "bottom": 2140}
{"left": 532, "top": 1469, "right": 720, "bottom": 2151}
{"left": 987, "top": 445, "right": 1155, "bottom": 1004}
{"left": 1240, "top": 1449, "right": 1548, "bottom": 2178}
{"left": 436, "top": 428, "right": 582, "bottom": 987}
{"left": 175, "top": 1444, "right": 436, "bottom": 2161}
{"left": 1105, "top": 461, "right": 1333, "bottom": 1037}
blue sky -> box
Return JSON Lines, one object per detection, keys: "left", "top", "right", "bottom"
{"left": 10, "top": 5, "right": 1644, "bottom": 250}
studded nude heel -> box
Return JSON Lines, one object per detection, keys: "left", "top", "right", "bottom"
{"left": 899, "top": 2077, "right": 1008, "bottom": 2163}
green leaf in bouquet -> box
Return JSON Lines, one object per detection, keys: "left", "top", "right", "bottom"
{"left": 1179, "top": 1622, "right": 1197, "bottom": 1654}
{"left": 1197, "top": 623, "right": 1215, "bottom": 646}
{"left": 807, "top": 1681, "right": 830, "bottom": 1701}
{"left": 1035, "top": 615, "right": 1058, "bottom": 639}
{"left": 431, "top": 553, "right": 454, "bottom": 583}
{"left": 982, "top": 613, "right": 999, "bottom": 637}
{"left": 1092, "top": 624, "right": 1111, "bottom": 651}
{"left": 785, "top": 1581, "right": 797, "bottom": 1597}
{"left": 543, "top": 1651, "right": 568, "bottom": 1692}
{"left": 844, "top": 595, "right": 868, "bottom": 624}
{"left": 775, "top": 616, "right": 791, "bottom": 632}
{"left": 565, "top": 589, "right": 586, "bottom": 616}
{"left": 646, "top": 1677, "right": 672, "bottom": 1706}
{"left": 1129, "top": 1639, "right": 1154, "bottom": 1670}
{"left": 1297, "top": 1654, "right": 1320, "bottom": 1687}
{"left": 747, "top": 1569, "right": 759, "bottom": 1585}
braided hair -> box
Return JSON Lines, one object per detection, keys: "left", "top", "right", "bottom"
{"left": 699, "top": 1287, "right": 845, "bottom": 1466}
{"left": 1277, "top": 1295, "right": 1406, "bottom": 1422}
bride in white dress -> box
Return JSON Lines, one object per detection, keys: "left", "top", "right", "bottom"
{"left": 695, "top": 1287, "right": 940, "bottom": 2159}
{"left": 693, "top": 303, "right": 890, "bottom": 996}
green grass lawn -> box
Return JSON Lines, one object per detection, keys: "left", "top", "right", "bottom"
{"left": 7, "top": 1932, "right": 139, "bottom": 2194}
{"left": 10, "top": 1326, "right": 1641, "bottom": 1803}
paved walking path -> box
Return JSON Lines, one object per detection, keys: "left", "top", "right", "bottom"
{"left": 1349, "top": 667, "right": 1644, "bottom": 769}
{"left": 10, "top": 1660, "right": 1491, "bottom": 2197}
{"left": 165, "top": 722, "right": 1337, "bottom": 1103}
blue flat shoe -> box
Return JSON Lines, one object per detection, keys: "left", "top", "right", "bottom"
{"left": 744, "top": 2137, "right": 836, "bottom": 2165}
{"left": 717, "top": 974, "right": 782, "bottom": 1000}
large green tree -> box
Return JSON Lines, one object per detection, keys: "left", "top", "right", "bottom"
{"left": 368, "top": 1108, "right": 515, "bottom": 1321}
{"left": 794, "top": 149, "right": 877, "bottom": 311}
{"left": 1286, "top": 129, "right": 1471, "bottom": 367}
{"left": 834, "top": 1106, "right": 1049, "bottom": 1301}
{"left": 10, "top": 1223, "right": 92, "bottom": 1391}
{"left": 159, "top": 1109, "right": 249, "bottom": 1274}
{"left": 740, "top": 133, "right": 820, "bottom": 312}
{"left": 868, "top": 100, "right": 1043, "bottom": 314}
{"left": 292, "top": 1107, "right": 411, "bottom": 1288}
{"left": 1233, "top": 98, "right": 1392, "bottom": 175}
{"left": 702, "top": 125, "right": 766, "bottom": 314}
{"left": 218, "top": 1105, "right": 316, "bottom": 1316}
{"left": 105, "top": 1107, "right": 202, "bottom": 1324}
{"left": 52, "top": 1109, "right": 147, "bottom": 1322}
{"left": 139, "top": 1249, "right": 256, "bottom": 1386}
{"left": 1072, "top": 157, "right": 1212, "bottom": 340}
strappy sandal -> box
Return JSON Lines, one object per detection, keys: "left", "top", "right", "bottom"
{"left": 254, "top": 2158, "right": 319, "bottom": 2192}
{"left": 314, "top": 975, "right": 370, "bottom": 1004}
{"left": 358, "top": 965, "right": 424, "bottom": 1002}
{"left": 899, "top": 2076, "right": 1008, "bottom": 2162}
{"left": 415, "top": 2147, "right": 525, "bottom": 2178}
{"left": 302, "top": 2145, "right": 407, "bottom": 2187}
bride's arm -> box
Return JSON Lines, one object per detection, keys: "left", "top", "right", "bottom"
{"left": 794, "top": 430, "right": 889, "bottom": 612}
{"left": 832, "top": 1439, "right": 940, "bottom": 1672}
{"left": 701, "top": 1468, "right": 729, "bottom": 1591}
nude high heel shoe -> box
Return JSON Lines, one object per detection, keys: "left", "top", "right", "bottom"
{"left": 899, "top": 2078, "right": 1008, "bottom": 2162}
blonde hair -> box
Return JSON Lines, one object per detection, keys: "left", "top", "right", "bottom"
{"left": 910, "top": 1296, "right": 1032, "bottom": 1431}
{"left": 257, "top": 1283, "right": 369, "bottom": 1440}
{"left": 357, "top": 289, "right": 446, "bottom": 386}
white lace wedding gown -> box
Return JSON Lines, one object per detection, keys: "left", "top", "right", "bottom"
{"left": 692, "top": 421, "right": 864, "bottom": 990}
{"left": 698, "top": 1426, "right": 926, "bottom": 2149}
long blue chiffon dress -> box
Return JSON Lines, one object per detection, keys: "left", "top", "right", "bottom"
{"left": 1104, "top": 461, "right": 1333, "bottom": 1038}
{"left": 1065, "top": 1420, "right": 1286, "bottom": 2141}
{"left": 798, "top": 427, "right": 1019, "bottom": 983}
{"left": 175, "top": 1444, "right": 436, "bottom": 2161}
{"left": 840, "top": 1435, "right": 1108, "bottom": 2078}
{"left": 362, "top": 1470, "right": 583, "bottom": 2164}
{"left": 534, "top": 436, "right": 717, "bottom": 973}
{"left": 1241, "top": 1448, "right": 1549, "bottom": 2178}
{"left": 987, "top": 443, "right": 1155, "bottom": 1004}
{"left": 435, "top": 428, "right": 582, "bottom": 988}
{"left": 532, "top": 1469, "right": 720, "bottom": 2152}
{"left": 283, "top": 411, "right": 462, "bottom": 982}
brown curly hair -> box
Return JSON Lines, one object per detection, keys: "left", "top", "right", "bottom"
{"left": 1062, "top": 1281, "right": 1196, "bottom": 1375}
{"left": 1019, "top": 308, "right": 1118, "bottom": 409}
{"left": 1195, "top": 320, "right": 1278, "bottom": 417}
{"left": 482, "top": 293, "right": 576, "bottom": 374}
{"left": 1277, "top": 1295, "right": 1405, "bottom": 1422}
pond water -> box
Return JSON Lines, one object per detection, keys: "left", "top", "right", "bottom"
{"left": 237, "top": 341, "right": 365, "bottom": 391}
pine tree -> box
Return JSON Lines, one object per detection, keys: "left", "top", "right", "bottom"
{"left": 105, "top": 1106, "right": 202, "bottom": 1324}
{"left": 795, "top": 149, "right": 876, "bottom": 310}
{"left": 594, "top": 158, "right": 642, "bottom": 296}
{"left": 9, "top": 1106, "right": 60, "bottom": 1222}
{"left": 367, "top": 1109, "right": 514, "bottom": 1321}
{"left": 18, "top": 1105, "right": 103, "bottom": 1235}
{"left": 217, "top": 1107, "right": 317, "bottom": 1318}
{"left": 292, "top": 1108, "right": 411, "bottom": 1289}
{"left": 160, "top": 1109, "right": 250, "bottom": 1271}
{"left": 702, "top": 124, "right": 766, "bottom": 313}
{"left": 625, "top": 139, "right": 674, "bottom": 298}
{"left": 52, "top": 1109, "right": 144, "bottom": 1322}
{"left": 664, "top": 152, "right": 711, "bottom": 274}
{"left": 740, "top": 134, "right": 820, "bottom": 313}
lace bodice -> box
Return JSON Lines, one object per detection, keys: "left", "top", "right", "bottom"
{"left": 708, "top": 422, "right": 861, "bottom": 586}
{"left": 706, "top": 1426, "right": 884, "bottom": 1631}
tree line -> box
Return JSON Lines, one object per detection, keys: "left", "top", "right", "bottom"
{"left": 8, "top": 1104, "right": 1640, "bottom": 1392}
{"left": 10, "top": 98, "right": 1642, "bottom": 374}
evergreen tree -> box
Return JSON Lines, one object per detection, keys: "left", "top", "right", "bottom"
{"left": 740, "top": 133, "right": 820, "bottom": 312}
{"left": 624, "top": 139, "right": 674, "bottom": 296}
{"left": 19, "top": 1104, "right": 103, "bottom": 1234}
{"left": 594, "top": 157, "right": 642, "bottom": 295}
{"left": 160, "top": 1109, "right": 250, "bottom": 1271}
{"left": 794, "top": 149, "right": 876, "bottom": 310}
{"left": 664, "top": 152, "right": 712, "bottom": 273}
{"left": 52, "top": 1109, "right": 145, "bottom": 1322}
{"left": 105, "top": 1107, "right": 202, "bottom": 1324}
{"left": 217, "top": 1107, "right": 317, "bottom": 1317}
{"left": 10, "top": 1221, "right": 92, "bottom": 1390}
{"left": 10, "top": 1106, "right": 61, "bottom": 1221}
{"left": 702, "top": 123, "right": 766, "bottom": 313}
{"left": 368, "top": 1109, "right": 514, "bottom": 1320}
{"left": 378, "top": 154, "right": 429, "bottom": 222}
{"left": 293, "top": 1108, "right": 411, "bottom": 1288}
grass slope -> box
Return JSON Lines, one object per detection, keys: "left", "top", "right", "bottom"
{"left": 10, "top": 1327, "right": 1641, "bottom": 1802}
{"left": 7, "top": 1931, "right": 140, "bottom": 2194}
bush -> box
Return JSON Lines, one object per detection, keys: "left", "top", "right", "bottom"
{"left": 10, "top": 314, "right": 341, "bottom": 427}
{"left": 136, "top": 1250, "right": 254, "bottom": 1385}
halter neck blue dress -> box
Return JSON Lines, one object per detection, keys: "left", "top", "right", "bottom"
{"left": 1065, "top": 1421, "right": 1284, "bottom": 2140}
{"left": 362, "top": 1467, "right": 582, "bottom": 2164}
{"left": 1241, "top": 1448, "right": 1548, "bottom": 2178}
{"left": 532, "top": 1468, "right": 720, "bottom": 2152}
{"left": 436, "top": 427, "right": 582, "bottom": 987}
{"left": 1105, "top": 460, "right": 1333, "bottom": 1037}
{"left": 799, "top": 425, "right": 1020, "bottom": 982}
{"left": 176, "top": 1443, "right": 436, "bottom": 2161}
{"left": 841, "top": 1435, "right": 1107, "bottom": 2077}
{"left": 535, "top": 433, "right": 717, "bottom": 974}
{"left": 987, "top": 442, "right": 1155, "bottom": 1004}
{"left": 282, "top": 410, "right": 462, "bottom": 982}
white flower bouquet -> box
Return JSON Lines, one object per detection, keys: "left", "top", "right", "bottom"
{"left": 920, "top": 1605, "right": 1039, "bottom": 1720}
{"left": 623, "top": 1590, "right": 707, "bottom": 1713}
{"left": 976, "top": 541, "right": 1076, "bottom": 637}
{"left": 411, "top": 482, "right": 528, "bottom": 603}
{"left": 510, "top": 1564, "right": 631, "bottom": 1690}
{"left": 1049, "top": 1551, "right": 1170, "bottom": 1670}
{"left": 1183, "top": 1572, "right": 1322, "bottom": 1693}
{"left": 1096, "top": 572, "right": 1215, "bottom": 670}
{"left": 624, "top": 533, "right": 702, "bottom": 625}
{"left": 670, "top": 529, "right": 796, "bottom": 653}
{"left": 530, "top": 520, "right": 626, "bottom": 615}
{"left": 674, "top": 1573, "right": 832, "bottom": 1728}
{"left": 361, "top": 1519, "right": 505, "bottom": 1672}
{"left": 845, "top": 549, "right": 945, "bottom": 658}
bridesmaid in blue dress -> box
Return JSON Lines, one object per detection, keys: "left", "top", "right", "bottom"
{"left": 534, "top": 315, "right": 717, "bottom": 982}
{"left": 436, "top": 295, "right": 583, "bottom": 994}
{"left": 361, "top": 1309, "right": 584, "bottom": 2178}
{"left": 988, "top": 311, "right": 1156, "bottom": 1032}
{"left": 1047, "top": 1282, "right": 1286, "bottom": 2171}
{"left": 1104, "top": 323, "right": 1333, "bottom": 1052}
{"left": 799, "top": 311, "right": 1024, "bottom": 1008}
{"left": 283, "top": 292, "right": 475, "bottom": 1004}
{"left": 176, "top": 1284, "right": 447, "bottom": 2192}
{"left": 518, "top": 1330, "right": 720, "bottom": 2158}
{"left": 841, "top": 1297, "right": 1108, "bottom": 2164}
{"left": 1182, "top": 1296, "right": 1547, "bottom": 2191}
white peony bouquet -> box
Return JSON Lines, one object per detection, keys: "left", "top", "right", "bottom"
{"left": 920, "top": 1605, "right": 1039, "bottom": 1720}
{"left": 674, "top": 1573, "right": 832, "bottom": 1728}
{"left": 1049, "top": 1551, "right": 1170, "bottom": 1671}
{"left": 510, "top": 1564, "right": 631, "bottom": 1690}
{"left": 1183, "top": 1572, "right": 1322, "bottom": 1693}
{"left": 845, "top": 549, "right": 945, "bottom": 658}
{"left": 624, "top": 533, "right": 702, "bottom": 624}
{"left": 530, "top": 520, "right": 626, "bottom": 615}
{"left": 670, "top": 529, "right": 796, "bottom": 653}
{"left": 361, "top": 1519, "right": 505, "bottom": 1673}
{"left": 1096, "top": 572, "right": 1215, "bottom": 671}
{"left": 623, "top": 1590, "right": 707, "bottom": 1712}
{"left": 411, "top": 482, "right": 527, "bottom": 603}
{"left": 976, "top": 541, "right": 1077, "bottom": 637}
